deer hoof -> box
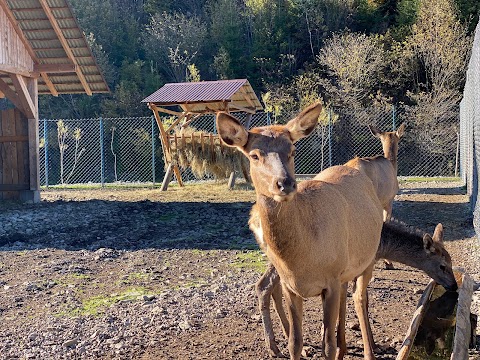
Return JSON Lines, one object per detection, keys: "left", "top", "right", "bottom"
{"left": 268, "top": 346, "right": 285, "bottom": 358}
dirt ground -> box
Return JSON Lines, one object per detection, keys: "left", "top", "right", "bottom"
{"left": 0, "top": 179, "right": 479, "bottom": 360}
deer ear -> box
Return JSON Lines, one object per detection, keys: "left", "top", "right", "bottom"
{"left": 423, "top": 234, "right": 435, "bottom": 253}
{"left": 216, "top": 112, "right": 248, "bottom": 148}
{"left": 368, "top": 124, "right": 381, "bottom": 138}
{"left": 285, "top": 102, "right": 322, "bottom": 142}
{"left": 432, "top": 223, "right": 444, "bottom": 243}
{"left": 396, "top": 123, "right": 406, "bottom": 138}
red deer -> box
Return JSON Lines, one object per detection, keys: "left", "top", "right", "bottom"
{"left": 345, "top": 123, "right": 405, "bottom": 223}
{"left": 257, "top": 219, "right": 457, "bottom": 359}
{"left": 217, "top": 103, "right": 384, "bottom": 360}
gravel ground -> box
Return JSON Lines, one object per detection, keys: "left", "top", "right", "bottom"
{"left": 0, "top": 180, "right": 479, "bottom": 360}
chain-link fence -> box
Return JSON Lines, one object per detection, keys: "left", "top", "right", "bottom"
{"left": 39, "top": 105, "right": 459, "bottom": 187}
{"left": 39, "top": 117, "right": 161, "bottom": 186}
{"left": 461, "top": 21, "right": 480, "bottom": 240}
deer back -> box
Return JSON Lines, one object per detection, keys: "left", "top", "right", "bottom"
{"left": 345, "top": 155, "right": 398, "bottom": 210}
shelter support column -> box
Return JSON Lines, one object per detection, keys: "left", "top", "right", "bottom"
{"left": 23, "top": 77, "right": 39, "bottom": 202}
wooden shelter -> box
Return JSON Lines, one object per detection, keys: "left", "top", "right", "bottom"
{"left": 142, "top": 79, "right": 263, "bottom": 191}
{"left": 0, "top": 0, "right": 109, "bottom": 202}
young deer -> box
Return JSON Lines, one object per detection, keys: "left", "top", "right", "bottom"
{"left": 217, "top": 102, "right": 384, "bottom": 360}
{"left": 257, "top": 219, "right": 457, "bottom": 359}
{"left": 336, "top": 218, "right": 457, "bottom": 359}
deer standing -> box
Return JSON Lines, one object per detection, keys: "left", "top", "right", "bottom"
{"left": 217, "top": 102, "right": 384, "bottom": 360}
{"left": 345, "top": 123, "right": 405, "bottom": 223}
{"left": 256, "top": 218, "right": 457, "bottom": 359}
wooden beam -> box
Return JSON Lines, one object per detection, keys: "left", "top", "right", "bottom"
{"left": 40, "top": 72, "right": 58, "bottom": 96}
{"left": 165, "top": 112, "right": 187, "bottom": 133}
{"left": 239, "top": 87, "right": 257, "bottom": 109}
{"left": 150, "top": 104, "right": 183, "bottom": 116}
{"left": 9, "top": 74, "right": 36, "bottom": 119}
{"left": 38, "top": 0, "right": 92, "bottom": 95}
{"left": 228, "top": 103, "right": 256, "bottom": 114}
{"left": 33, "top": 63, "right": 77, "bottom": 74}
{"left": 0, "top": 77, "right": 23, "bottom": 110}
{"left": 27, "top": 79, "right": 40, "bottom": 192}
{"left": 0, "top": 65, "right": 33, "bottom": 78}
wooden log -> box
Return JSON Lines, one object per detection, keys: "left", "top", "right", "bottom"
{"left": 451, "top": 273, "right": 474, "bottom": 360}
{"left": 173, "top": 165, "right": 183, "bottom": 187}
{"left": 160, "top": 163, "right": 174, "bottom": 191}
{"left": 396, "top": 280, "right": 436, "bottom": 360}
{"left": 227, "top": 171, "right": 236, "bottom": 189}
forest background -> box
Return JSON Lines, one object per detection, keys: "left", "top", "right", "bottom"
{"left": 39, "top": 0, "right": 479, "bottom": 126}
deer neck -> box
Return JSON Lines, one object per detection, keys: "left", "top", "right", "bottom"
{"left": 383, "top": 144, "right": 398, "bottom": 173}
{"left": 255, "top": 194, "right": 300, "bottom": 257}
{"left": 376, "top": 228, "right": 427, "bottom": 270}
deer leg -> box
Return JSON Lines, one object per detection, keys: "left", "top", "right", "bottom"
{"left": 272, "top": 276, "right": 289, "bottom": 338}
{"left": 353, "top": 265, "right": 376, "bottom": 360}
{"left": 323, "top": 282, "right": 341, "bottom": 360}
{"left": 256, "top": 263, "right": 284, "bottom": 357}
{"left": 283, "top": 287, "right": 304, "bottom": 360}
{"left": 383, "top": 205, "right": 395, "bottom": 269}
{"left": 335, "top": 282, "right": 349, "bottom": 360}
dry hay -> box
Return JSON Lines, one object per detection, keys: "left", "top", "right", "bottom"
{"left": 167, "top": 126, "right": 247, "bottom": 179}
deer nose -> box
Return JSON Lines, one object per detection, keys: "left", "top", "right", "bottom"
{"left": 276, "top": 177, "right": 297, "bottom": 194}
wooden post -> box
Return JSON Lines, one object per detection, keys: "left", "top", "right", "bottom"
{"left": 24, "top": 77, "right": 40, "bottom": 203}
{"left": 451, "top": 273, "right": 474, "bottom": 360}
{"left": 160, "top": 163, "right": 174, "bottom": 191}
{"left": 228, "top": 171, "right": 236, "bottom": 189}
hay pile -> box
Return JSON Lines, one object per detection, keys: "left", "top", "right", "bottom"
{"left": 167, "top": 127, "right": 247, "bottom": 180}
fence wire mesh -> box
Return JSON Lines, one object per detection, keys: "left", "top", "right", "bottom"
{"left": 461, "top": 21, "right": 480, "bottom": 241}
{"left": 39, "top": 105, "right": 459, "bottom": 187}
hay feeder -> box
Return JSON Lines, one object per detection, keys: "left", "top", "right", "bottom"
{"left": 142, "top": 79, "right": 263, "bottom": 191}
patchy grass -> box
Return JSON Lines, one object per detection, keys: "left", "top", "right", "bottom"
{"left": 230, "top": 251, "right": 267, "bottom": 274}
{"left": 61, "top": 287, "right": 153, "bottom": 317}
{"left": 399, "top": 176, "right": 461, "bottom": 183}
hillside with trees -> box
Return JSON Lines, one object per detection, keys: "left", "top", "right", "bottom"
{"left": 39, "top": 0, "right": 478, "bottom": 121}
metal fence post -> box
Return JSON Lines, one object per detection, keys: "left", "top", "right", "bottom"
{"left": 392, "top": 105, "right": 396, "bottom": 130}
{"left": 151, "top": 116, "right": 156, "bottom": 186}
{"left": 44, "top": 119, "right": 49, "bottom": 187}
{"left": 328, "top": 108, "right": 332, "bottom": 167}
{"left": 99, "top": 117, "right": 105, "bottom": 187}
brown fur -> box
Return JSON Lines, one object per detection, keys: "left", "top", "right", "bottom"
{"left": 255, "top": 219, "right": 457, "bottom": 359}
{"left": 217, "top": 103, "right": 384, "bottom": 360}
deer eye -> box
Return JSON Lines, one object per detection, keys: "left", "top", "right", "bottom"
{"left": 249, "top": 151, "right": 260, "bottom": 161}
{"left": 440, "top": 265, "right": 446, "bottom": 272}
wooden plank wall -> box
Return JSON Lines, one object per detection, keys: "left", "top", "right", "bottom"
{"left": 0, "top": 108, "right": 29, "bottom": 200}
{"left": 0, "top": 5, "right": 34, "bottom": 72}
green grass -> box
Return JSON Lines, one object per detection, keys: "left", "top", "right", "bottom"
{"left": 399, "top": 176, "right": 460, "bottom": 183}
{"left": 60, "top": 287, "right": 152, "bottom": 317}
{"left": 230, "top": 251, "right": 267, "bottom": 274}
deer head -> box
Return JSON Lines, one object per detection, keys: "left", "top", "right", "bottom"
{"left": 217, "top": 102, "right": 322, "bottom": 202}
{"left": 368, "top": 123, "right": 406, "bottom": 165}
{"left": 422, "top": 223, "right": 457, "bottom": 291}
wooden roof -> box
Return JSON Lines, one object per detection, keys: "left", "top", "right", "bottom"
{"left": 142, "top": 79, "right": 263, "bottom": 114}
{"left": 0, "top": 0, "right": 109, "bottom": 96}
